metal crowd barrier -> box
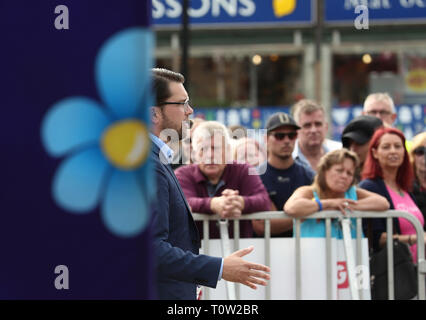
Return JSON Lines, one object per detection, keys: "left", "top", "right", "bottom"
{"left": 193, "top": 210, "right": 426, "bottom": 300}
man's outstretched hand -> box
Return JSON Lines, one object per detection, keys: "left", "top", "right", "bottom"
{"left": 222, "top": 246, "right": 270, "bottom": 289}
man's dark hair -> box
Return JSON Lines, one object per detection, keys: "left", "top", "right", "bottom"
{"left": 152, "top": 68, "right": 185, "bottom": 106}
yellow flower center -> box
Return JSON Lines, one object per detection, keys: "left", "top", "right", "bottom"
{"left": 101, "top": 120, "right": 150, "bottom": 170}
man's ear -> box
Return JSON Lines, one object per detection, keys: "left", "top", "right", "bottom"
{"left": 391, "top": 113, "right": 397, "bottom": 124}
{"left": 151, "top": 107, "right": 160, "bottom": 124}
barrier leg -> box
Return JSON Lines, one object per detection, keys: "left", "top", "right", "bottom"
{"left": 294, "top": 219, "right": 301, "bottom": 300}
{"left": 203, "top": 219, "right": 210, "bottom": 300}
{"left": 219, "top": 219, "right": 237, "bottom": 300}
{"left": 341, "top": 218, "right": 360, "bottom": 300}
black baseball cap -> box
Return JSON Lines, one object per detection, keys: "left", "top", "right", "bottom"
{"left": 266, "top": 112, "right": 300, "bottom": 132}
{"left": 342, "top": 115, "right": 383, "bottom": 148}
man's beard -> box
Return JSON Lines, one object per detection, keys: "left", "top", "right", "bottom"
{"left": 160, "top": 112, "right": 189, "bottom": 141}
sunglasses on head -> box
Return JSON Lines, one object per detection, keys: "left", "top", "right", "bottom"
{"left": 413, "top": 146, "right": 426, "bottom": 156}
{"left": 270, "top": 132, "right": 297, "bottom": 141}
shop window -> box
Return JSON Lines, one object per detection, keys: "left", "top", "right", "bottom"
{"left": 333, "top": 52, "right": 398, "bottom": 106}
{"left": 156, "top": 54, "right": 302, "bottom": 108}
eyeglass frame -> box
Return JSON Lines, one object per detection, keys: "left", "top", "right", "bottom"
{"left": 269, "top": 131, "right": 298, "bottom": 141}
{"left": 158, "top": 99, "right": 191, "bottom": 112}
{"left": 413, "top": 146, "right": 426, "bottom": 156}
{"left": 365, "top": 109, "right": 392, "bottom": 117}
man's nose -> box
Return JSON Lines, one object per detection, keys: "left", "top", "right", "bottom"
{"left": 186, "top": 104, "right": 194, "bottom": 116}
{"left": 308, "top": 126, "right": 317, "bottom": 132}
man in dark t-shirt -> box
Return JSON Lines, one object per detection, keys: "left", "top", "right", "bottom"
{"left": 256, "top": 112, "right": 315, "bottom": 237}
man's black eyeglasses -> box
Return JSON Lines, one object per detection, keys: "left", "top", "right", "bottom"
{"left": 413, "top": 146, "right": 426, "bottom": 156}
{"left": 158, "top": 99, "right": 191, "bottom": 112}
{"left": 366, "top": 110, "right": 392, "bottom": 117}
{"left": 270, "top": 132, "right": 298, "bottom": 141}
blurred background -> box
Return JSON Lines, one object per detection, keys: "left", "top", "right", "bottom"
{"left": 151, "top": 0, "right": 426, "bottom": 140}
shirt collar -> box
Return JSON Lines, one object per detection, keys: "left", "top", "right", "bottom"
{"left": 149, "top": 133, "right": 174, "bottom": 164}
{"left": 292, "top": 140, "right": 329, "bottom": 172}
{"left": 293, "top": 140, "right": 329, "bottom": 157}
{"left": 292, "top": 141, "right": 309, "bottom": 168}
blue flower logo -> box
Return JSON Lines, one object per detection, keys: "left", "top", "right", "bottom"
{"left": 41, "top": 28, "right": 155, "bottom": 237}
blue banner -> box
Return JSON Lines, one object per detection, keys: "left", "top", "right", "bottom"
{"left": 152, "top": 0, "right": 314, "bottom": 28}
{"left": 0, "top": 1, "right": 155, "bottom": 298}
{"left": 193, "top": 105, "right": 426, "bottom": 141}
{"left": 325, "top": 0, "right": 426, "bottom": 24}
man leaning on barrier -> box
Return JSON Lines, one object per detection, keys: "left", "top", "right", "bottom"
{"left": 175, "top": 120, "right": 271, "bottom": 239}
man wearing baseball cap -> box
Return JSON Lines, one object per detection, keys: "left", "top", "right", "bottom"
{"left": 341, "top": 115, "right": 383, "bottom": 174}
{"left": 255, "top": 112, "right": 315, "bottom": 237}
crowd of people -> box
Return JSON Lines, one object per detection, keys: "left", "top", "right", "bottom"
{"left": 173, "top": 94, "right": 425, "bottom": 240}
{"left": 149, "top": 67, "right": 425, "bottom": 300}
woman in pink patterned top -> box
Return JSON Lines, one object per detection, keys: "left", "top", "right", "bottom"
{"left": 360, "top": 127, "right": 425, "bottom": 263}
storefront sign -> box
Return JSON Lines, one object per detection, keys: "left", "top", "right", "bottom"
{"left": 152, "top": 0, "right": 314, "bottom": 29}
{"left": 325, "top": 0, "right": 426, "bottom": 24}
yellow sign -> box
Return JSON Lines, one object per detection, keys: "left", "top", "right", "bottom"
{"left": 273, "top": 0, "right": 296, "bottom": 17}
{"left": 403, "top": 54, "right": 426, "bottom": 94}
{"left": 405, "top": 69, "right": 426, "bottom": 93}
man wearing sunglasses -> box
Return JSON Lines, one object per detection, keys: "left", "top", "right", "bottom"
{"left": 341, "top": 115, "right": 383, "bottom": 181}
{"left": 255, "top": 112, "right": 315, "bottom": 237}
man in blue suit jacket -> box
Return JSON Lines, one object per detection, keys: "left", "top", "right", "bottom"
{"left": 150, "top": 68, "right": 270, "bottom": 300}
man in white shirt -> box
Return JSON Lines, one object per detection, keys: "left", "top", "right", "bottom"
{"left": 291, "top": 99, "right": 342, "bottom": 172}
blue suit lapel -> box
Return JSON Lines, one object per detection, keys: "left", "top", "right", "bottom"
{"left": 164, "top": 163, "right": 193, "bottom": 213}
{"left": 151, "top": 142, "right": 196, "bottom": 224}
